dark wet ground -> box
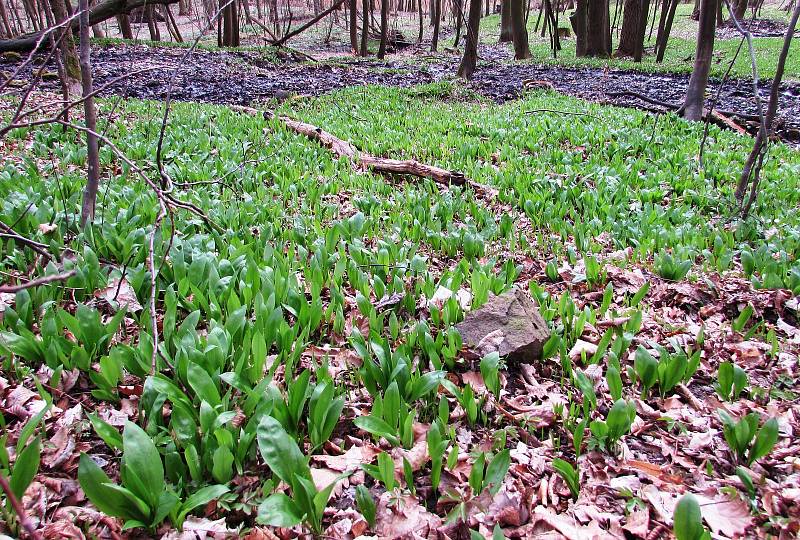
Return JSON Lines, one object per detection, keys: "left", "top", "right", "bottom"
{"left": 2, "top": 42, "right": 799, "bottom": 144}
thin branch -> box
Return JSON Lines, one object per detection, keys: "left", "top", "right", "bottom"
{"left": 0, "top": 270, "right": 77, "bottom": 293}
{"left": 0, "top": 473, "right": 43, "bottom": 540}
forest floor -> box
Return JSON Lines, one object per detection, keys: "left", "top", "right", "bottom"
{"left": 3, "top": 41, "right": 800, "bottom": 144}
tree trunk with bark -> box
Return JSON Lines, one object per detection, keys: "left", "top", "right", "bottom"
{"left": 510, "top": 0, "right": 530, "bottom": 58}
{"left": 500, "top": 0, "right": 512, "bottom": 41}
{"left": 349, "top": 0, "right": 358, "bottom": 51}
{"left": 378, "top": 0, "right": 388, "bottom": 57}
{"left": 585, "top": 0, "right": 610, "bottom": 56}
{"left": 48, "top": 0, "right": 81, "bottom": 94}
{"left": 654, "top": 0, "right": 678, "bottom": 61}
{"left": 572, "top": 0, "right": 588, "bottom": 56}
{"left": 431, "top": 0, "right": 441, "bottom": 50}
{"left": 116, "top": 14, "right": 133, "bottom": 38}
{"left": 453, "top": 0, "right": 463, "bottom": 47}
{"left": 360, "top": 0, "right": 368, "bottom": 54}
{"left": 458, "top": 0, "right": 482, "bottom": 77}
{"left": 616, "top": 0, "right": 640, "bottom": 57}
{"left": 78, "top": 0, "right": 100, "bottom": 227}
{"left": 681, "top": 0, "right": 717, "bottom": 121}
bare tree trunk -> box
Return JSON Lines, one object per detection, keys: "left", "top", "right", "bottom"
{"left": 146, "top": 6, "right": 161, "bottom": 40}
{"left": 634, "top": 0, "right": 650, "bottom": 61}
{"left": 418, "top": 0, "right": 423, "bottom": 41}
{"left": 616, "top": 0, "right": 640, "bottom": 56}
{"left": 585, "top": 0, "right": 610, "bottom": 56}
{"left": 572, "top": 0, "right": 587, "bottom": 55}
{"left": 431, "top": 0, "right": 440, "bottom": 50}
{"left": 116, "top": 14, "right": 133, "bottom": 37}
{"left": 453, "top": 0, "right": 463, "bottom": 46}
{"left": 360, "top": 0, "right": 368, "bottom": 54}
{"left": 378, "top": 0, "right": 388, "bottom": 57}
{"left": 681, "top": 0, "right": 716, "bottom": 120}
{"left": 736, "top": 1, "right": 800, "bottom": 209}
{"left": 458, "top": 0, "right": 481, "bottom": 77}
{"left": 0, "top": 2, "right": 13, "bottom": 38}
{"left": 78, "top": 0, "right": 100, "bottom": 228}
{"left": 348, "top": 0, "right": 357, "bottom": 50}
{"left": 48, "top": 0, "right": 81, "bottom": 94}
{"left": 510, "top": 0, "right": 530, "bottom": 58}
{"left": 500, "top": 0, "right": 512, "bottom": 41}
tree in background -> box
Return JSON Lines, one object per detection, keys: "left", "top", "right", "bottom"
{"left": 510, "top": 0, "right": 530, "bottom": 58}
{"left": 48, "top": 0, "right": 81, "bottom": 95}
{"left": 458, "top": 0, "right": 482, "bottom": 77}
{"left": 378, "top": 0, "right": 388, "bottom": 58}
{"left": 499, "top": 0, "right": 512, "bottom": 42}
{"left": 681, "top": 0, "right": 717, "bottom": 120}
{"left": 431, "top": 0, "right": 441, "bottom": 51}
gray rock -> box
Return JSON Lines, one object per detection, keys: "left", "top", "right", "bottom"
{"left": 456, "top": 286, "right": 550, "bottom": 363}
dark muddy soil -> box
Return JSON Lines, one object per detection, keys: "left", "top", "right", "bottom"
{"left": 3, "top": 42, "right": 799, "bottom": 144}
{"left": 716, "top": 17, "right": 799, "bottom": 39}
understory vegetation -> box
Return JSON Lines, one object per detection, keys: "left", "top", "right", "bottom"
{"left": 1, "top": 84, "right": 799, "bottom": 537}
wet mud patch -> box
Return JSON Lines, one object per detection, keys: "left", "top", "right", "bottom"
{"left": 3, "top": 42, "right": 800, "bottom": 144}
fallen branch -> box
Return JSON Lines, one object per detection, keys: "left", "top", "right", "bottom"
{"left": 0, "top": 0, "right": 179, "bottom": 53}
{"left": 0, "top": 270, "right": 76, "bottom": 293}
{"left": 232, "top": 106, "right": 493, "bottom": 197}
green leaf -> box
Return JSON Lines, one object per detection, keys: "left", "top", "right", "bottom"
{"left": 9, "top": 437, "right": 40, "bottom": 499}
{"left": 256, "top": 415, "right": 310, "bottom": 485}
{"left": 484, "top": 449, "right": 510, "bottom": 495}
{"left": 748, "top": 418, "right": 778, "bottom": 465}
{"left": 177, "top": 484, "right": 230, "bottom": 525}
{"left": 634, "top": 346, "right": 658, "bottom": 395}
{"left": 355, "top": 484, "right": 376, "bottom": 528}
{"left": 353, "top": 415, "right": 401, "bottom": 446}
{"left": 88, "top": 412, "right": 123, "bottom": 450}
{"left": 673, "top": 494, "right": 706, "bottom": 540}
{"left": 187, "top": 362, "right": 221, "bottom": 407}
{"left": 122, "top": 421, "right": 164, "bottom": 510}
{"left": 78, "top": 454, "right": 137, "bottom": 520}
{"left": 257, "top": 493, "right": 305, "bottom": 528}
{"left": 551, "top": 458, "right": 579, "bottom": 499}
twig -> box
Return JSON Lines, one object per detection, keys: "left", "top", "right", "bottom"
{"left": 525, "top": 108, "right": 600, "bottom": 119}
{"left": 0, "top": 270, "right": 77, "bottom": 293}
{"left": 0, "top": 473, "right": 43, "bottom": 540}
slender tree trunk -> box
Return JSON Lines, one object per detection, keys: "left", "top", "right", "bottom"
{"left": 654, "top": 0, "right": 677, "bottom": 61}
{"left": 572, "top": 0, "right": 587, "bottom": 55}
{"left": 146, "top": 6, "right": 161, "bottom": 40}
{"left": 360, "top": 0, "right": 368, "bottom": 54}
{"left": 616, "top": 0, "right": 640, "bottom": 56}
{"left": 418, "top": 0, "right": 423, "bottom": 41}
{"left": 458, "top": 0, "right": 481, "bottom": 77}
{"left": 116, "top": 14, "right": 133, "bottom": 38}
{"left": 78, "top": 0, "right": 100, "bottom": 228}
{"left": 349, "top": 0, "right": 358, "bottom": 51}
{"left": 585, "top": 0, "right": 610, "bottom": 56}
{"left": 0, "top": 2, "right": 13, "bottom": 38}
{"left": 378, "top": 0, "right": 388, "bottom": 57}
{"left": 48, "top": 0, "right": 81, "bottom": 94}
{"left": 431, "top": 0, "right": 441, "bottom": 50}
{"left": 737, "top": 1, "right": 799, "bottom": 208}
{"left": 500, "top": 0, "right": 512, "bottom": 41}
{"left": 681, "top": 0, "right": 716, "bottom": 120}
{"left": 453, "top": 0, "right": 463, "bottom": 46}
{"left": 510, "top": 0, "right": 530, "bottom": 58}
{"left": 634, "top": 0, "right": 650, "bottom": 61}
{"left": 732, "top": 0, "right": 746, "bottom": 19}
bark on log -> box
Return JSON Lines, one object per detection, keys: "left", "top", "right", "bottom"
{"left": 229, "top": 106, "right": 494, "bottom": 196}
{"left": 0, "top": 0, "right": 180, "bottom": 52}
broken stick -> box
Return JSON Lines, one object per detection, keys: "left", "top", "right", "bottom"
{"left": 232, "top": 105, "right": 493, "bottom": 197}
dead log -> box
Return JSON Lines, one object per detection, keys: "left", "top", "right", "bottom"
{"left": 0, "top": 0, "right": 180, "bottom": 52}
{"left": 231, "top": 105, "right": 493, "bottom": 197}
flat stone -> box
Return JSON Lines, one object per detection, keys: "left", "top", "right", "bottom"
{"left": 456, "top": 286, "right": 550, "bottom": 363}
